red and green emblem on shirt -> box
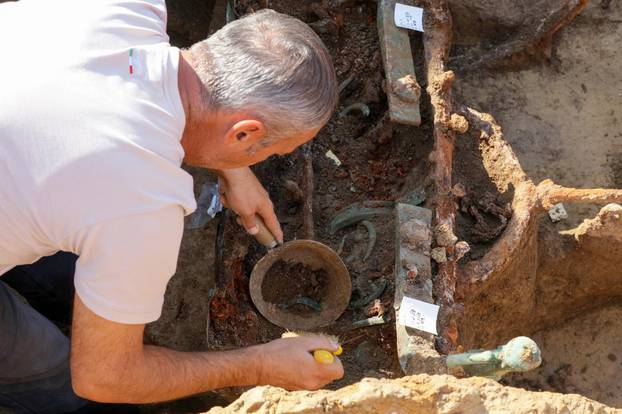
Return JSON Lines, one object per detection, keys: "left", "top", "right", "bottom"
{"left": 129, "top": 48, "right": 134, "bottom": 75}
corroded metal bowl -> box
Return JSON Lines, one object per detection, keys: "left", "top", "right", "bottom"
{"left": 249, "top": 240, "right": 351, "bottom": 330}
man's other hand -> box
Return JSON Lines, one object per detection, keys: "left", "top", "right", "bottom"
{"left": 217, "top": 167, "right": 283, "bottom": 243}
{"left": 257, "top": 336, "right": 344, "bottom": 390}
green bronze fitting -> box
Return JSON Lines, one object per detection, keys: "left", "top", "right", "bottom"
{"left": 329, "top": 200, "right": 394, "bottom": 234}
{"left": 446, "top": 336, "right": 542, "bottom": 380}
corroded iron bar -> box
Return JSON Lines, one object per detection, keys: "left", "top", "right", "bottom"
{"left": 451, "top": 0, "right": 590, "bottom": 71}
{"left": 302, "top": 143, "right": 315, "bottom": 240}
{"left": 419, "top": 0, "right": 460, "bottom": 353}
{"left": 378, "top": 0, "right": 422, "bottom": 126}
{"left": 537, "top": 179, "right": 622, "bottom": 211}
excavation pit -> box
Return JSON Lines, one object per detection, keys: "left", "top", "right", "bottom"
{"left": 450, "top": 105, "right": 622, "bottom": 408}
{"left": 140, "top": 0, "right": 622, "bottom": 412}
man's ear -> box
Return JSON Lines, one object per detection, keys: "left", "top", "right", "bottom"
{"left": 224, "top": 119, "right": 266, "bottom": 150}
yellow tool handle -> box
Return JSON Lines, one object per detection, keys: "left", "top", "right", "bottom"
{"left": 313, "top": 346, "right": 343, "bottom": 364}
{"left": 252, "top": 214, "right": 278, "bottom": 249}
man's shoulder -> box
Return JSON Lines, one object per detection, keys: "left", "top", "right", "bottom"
{"left": 81, "top": 0, "right": 171, "bottom": 50}
{"left": 1, "top": 0, "right": 171, "bottom": 54}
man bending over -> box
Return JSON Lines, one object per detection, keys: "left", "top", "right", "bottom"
{"left": 0, "top": 0, "right": 342, "bottom": 412}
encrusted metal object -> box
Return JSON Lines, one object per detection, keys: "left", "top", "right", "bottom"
{"left": 330, "top": 200, "right": 394, "bottom": 234}
{"left": 249, "top": 240, "right": 351, "bottom": 330}
{"left": 377, "top": 0, "right": 421, "bottom": 126}
{"left": 446, "top": 336, "right": 542, "bottom": 380}
{"left": 394, "top": 203, "right": 447, "bottom": 375}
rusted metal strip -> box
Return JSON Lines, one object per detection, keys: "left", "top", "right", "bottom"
{"left": 302, "top": 143, "right": 315, "bottom": 240}
{"left": 419, "top": 0, "right": 461, "bottom": 354}
{"left": 394, "top": 203, "right": 447, "bottom": 374}
{"left": 377, "top": 0, "right": 422, "bottom": 126}
{"left": 537, "top": 179, "right": 622, "bottom": 211}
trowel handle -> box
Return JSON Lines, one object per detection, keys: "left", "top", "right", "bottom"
{"left": 253, "top": 214, "right": 278, "bottom": 249}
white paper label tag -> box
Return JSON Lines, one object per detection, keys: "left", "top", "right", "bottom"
{"left": 394, "top": 3, "right": 424, "bottom": 32}
{"left": 398, "top": 296, "right": 439, "bottom": 334}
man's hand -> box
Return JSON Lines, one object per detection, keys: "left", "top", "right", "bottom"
{"left": 71, "top": 295, "right": 342, "bottom": 403}
{"left": 257, "top": 336, "right": 344, "bottom": 390}
{"left": 216, "top": 167, "right": 283, "bottom": 243}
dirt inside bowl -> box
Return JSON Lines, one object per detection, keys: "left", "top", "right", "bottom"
{"left": 261, "top": 260, "right": 329, "bottom": 316}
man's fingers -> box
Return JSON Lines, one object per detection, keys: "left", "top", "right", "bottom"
{"left": 258, "top": 204, "right": 283, "bottom": 243}
{"left": 322, "top": 356, "right": 344, "bottom": 380}
{"left": 299, "top": 335, "right": 341, "bottom": 354}
{"left": 239, "top": 214, "right": 259, "bottom": 235}
{"left": 219, "top": 194, "right": 229, "bottom": 208}
{"left": 293, "top": 336, "right": 344, "bottom": 384}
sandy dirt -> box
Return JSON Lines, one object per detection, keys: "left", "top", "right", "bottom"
{"left": 455, "top": 1, "right": 622, "bottom": 229}
{"left": 207, "top": 374, "right": 622, "bottom": 414}
{"left": 505, "top": 304, "right": 622, "bottom": 408}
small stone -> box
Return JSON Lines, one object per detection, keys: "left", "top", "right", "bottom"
{"left": 449, "top": 113, "right": 469, "bottom": 133}
{"left": 434, "top": 223, "right": 458, "bottom": 247}
{"left": 548, "top": 203, "right": 568, "bottom": 222}
{"left": 400, "top": 219, "right": 432, "bottom": 250}
{"left": 284, "top": 180, "right": 304, "bottom": 202}
{"left": 401, "top": 258, "right": 419, "bottom": 281}
{"left": 365, "top": 299, "right": 386, "bottom": 317}
{"left": 325, "top": 149, "right": 342, "bottom": 166}
{"left": 431, "top": 247, "right": 447, "bottom": 263}
{"left": 392, "top": 74, "right": 421, "bottom": 103}
{"left": 454, "top": 241, "right": 471, "bottom": 260}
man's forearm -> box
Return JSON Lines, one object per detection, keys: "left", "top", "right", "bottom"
{"left": 75, "top": 343, "right": 263, "bottom": 403}
{"left": 71, "top": 295, "right": 266, "bottom": 403}
{"left": 72, "top": 294, "right": 343, "bottom": 402}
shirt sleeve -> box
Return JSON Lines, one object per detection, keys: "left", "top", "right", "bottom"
{"left": 70, "top": 205, "right": 184, "bottom": 324}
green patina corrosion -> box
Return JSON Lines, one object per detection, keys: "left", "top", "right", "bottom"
{"left": 446, "top": 336, "right": 542, "bottom": 380}
{"left": 377, "top": 0, "right": 421, "bottom": 126}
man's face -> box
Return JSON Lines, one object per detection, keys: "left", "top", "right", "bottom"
{"left": 211, "top": 128, "right": 319, "bottom": 169}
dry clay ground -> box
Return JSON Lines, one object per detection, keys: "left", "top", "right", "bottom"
{"left": 141, "top": 1, "right": 622, "bottom": 413}
{"left": 455, "top": 2, "right": 622, "bottom": 407}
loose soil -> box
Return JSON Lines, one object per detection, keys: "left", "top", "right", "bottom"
{"left": 262, "top": 260, "right": 328, "bottom": 316}
{"left": 504, "top": 304, "right": 622, "bottom": 408}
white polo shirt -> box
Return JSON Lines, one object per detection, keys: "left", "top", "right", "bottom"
{"left": 0, "top": 0, "right": 197, "bottom": 323}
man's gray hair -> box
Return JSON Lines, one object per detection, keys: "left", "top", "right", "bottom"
{"left": 189, "top": 9, "right": 338, "bottom": 143}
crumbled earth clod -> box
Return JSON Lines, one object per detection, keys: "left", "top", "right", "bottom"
{"left": 434, "top": 223, "right": 458, "bottom": 247}
{"left": 431, "top": 247, "right": 448, "bottom": 264}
